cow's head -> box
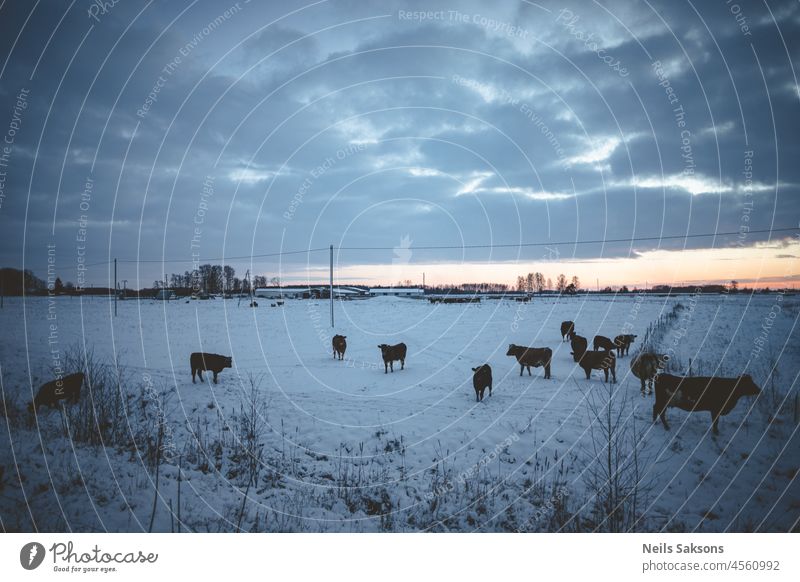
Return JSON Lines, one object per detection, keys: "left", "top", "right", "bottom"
{"left": 472, "top": 364, "right": 490, "bottom": 374}
{"left": 505, "top": 344, "right": 519, "bottom": 356}
{"left": 224, "top": 357, "right": 233, "bottom": 368}
{"left": 377, "top": 344, "right": 389, "bottom": 355}
{"left": 737, "top": 374, "right": 761, "bottom": 397}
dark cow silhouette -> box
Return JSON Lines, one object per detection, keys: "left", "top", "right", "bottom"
{"left": 631, "top": 352, "right": 668, "bottom": 395}
{"left": 593, "top": 335, "right": 616, "bottom": 352}
{"left": 570, "top": 334, "right": 588, "bottom": 357}
{"left": 332, "top": 335, "right": 347, "bottom": 360}
{"left": 378, "top": 343, "right": 406, "bottom": 373}
{"left": 653, "top": 373, "right": 761, "bottom": 434}
{"left": 571, "top": 344, "right": 616, "bottom": 383}
{"left": 471, "top": 364, "right": 493, "bottom": 402}
{"left": 28, "top": 372, "right": 84, "bottom": 414}
{"left": 613, "top": 334, "right": 637, "bottom": 357}
{"left": 190, "top": 352, "right": 232, "bottom": 384}
{"left": 560, "top": 321, "right": 575, "bottom": 341}
{"left": 506, "top": 344, "right": 552, "bottom": 379}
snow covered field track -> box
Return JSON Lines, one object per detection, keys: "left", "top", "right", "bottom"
{"left": 1, "top": 293, "right": 798, "bottom": 532}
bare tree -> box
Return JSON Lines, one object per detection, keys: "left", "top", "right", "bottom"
{"left": 223, "top": 265, "right": 235, "bottom": 292}
{"left": 556, "top": 274, "right": 567, "bottom": 293}
{"left": 583, "top": 382, "right": 651, "bottom": 532}
{"left": 533, "top": 272, "right": 545, "bottom": 294}
{"left": 571, "top": 275, "right": 580, "bottom": 291}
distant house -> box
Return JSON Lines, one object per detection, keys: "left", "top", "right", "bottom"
{"left": 369, "top": 287, "right": 425, "bottom": 297}
{"left": 155, "top": 289, "right": 176, "bottom": 300}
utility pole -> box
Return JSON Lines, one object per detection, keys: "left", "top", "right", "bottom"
{"left": 114, "top": 258, "right": 118, "bottom": 317}
{"left": 329, "top": 244, "right": 334, "bottom": 328}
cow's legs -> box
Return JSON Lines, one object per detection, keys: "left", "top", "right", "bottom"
{"left": 603, "top": 368, "right": 609, "bottom": 382}
{"left": 192, "top": 369, "right": 196, "bottom": 384}
{"left": 401, "top": 358, "right": 404, "bottom": 370}
{"left": 213, "top": 371, "right": 218, "bottom": 384}
{"left": 653, "top": 400, "right": 670, "bottom": 430}
{"left": 384, "top": 362, "right": 388, "bottom": 374}
{"left": 640, "top": 378, "right": 646, "bottom": 396}
{"left": 488, "top": 382, "right": 492, "bottom": 397}
{"left": 527, "top": 366, "right": 532, "bottom": 376}
{"left": 611, "top": 367, "right": 616, "bottom": 383}
{"left": 544, "top": 363, "right": 551, "bottom": 379}
{"left": 711, "top": 411, "right": 721, "bottom": 435}
{"left": 198, "top": 370, "right": 204, "bottom": 382}
{"left": 519, "top": 364, "right": 524, "bottom": 377}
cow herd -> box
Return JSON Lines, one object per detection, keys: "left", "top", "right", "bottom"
{"left": 25, "top": 317, "right": 762, "bottom": 436}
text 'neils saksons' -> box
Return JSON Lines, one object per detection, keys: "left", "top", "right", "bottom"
{"left": 643, "top": 543, "right": 724, "bottom": 554}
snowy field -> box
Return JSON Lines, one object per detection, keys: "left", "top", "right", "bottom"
{"left": 1, "top": 293, "right": 798, "bottom": 532}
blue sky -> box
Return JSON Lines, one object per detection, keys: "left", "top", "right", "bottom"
{"left": 0, "top": 0, "right": 798, "bottom": 288}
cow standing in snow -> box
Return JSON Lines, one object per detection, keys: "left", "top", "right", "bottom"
{"left": 653, "top": 373, "right": 761, "bottom": 434}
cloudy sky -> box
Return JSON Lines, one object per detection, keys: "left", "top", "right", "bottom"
{"left": 0, "top": 0, "right": 798, "bottom": 289}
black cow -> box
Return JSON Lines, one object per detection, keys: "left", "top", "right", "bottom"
{"left": 471, "top": 364, "right": 493, "bottom": 402}
{"left": 378, "top": 343, "right": 406, "bottom": 373}
{"left": 506, "top": 344, "right": 552, "bottom": 379}
{"left": 630, "top": 352, "right": 668, "bottom": 395}
{"left": 593, "top": 335, "right": 616, "bottom": 352}
{"left": 190, "top": 352, "right": 232, "bottom": 384}
{"left": 570, "top": 335, "right": 588, "bottom": 359}
{"left": 28, "top": 372, "right": 84, "bottom": 414}
{"left": 571, "top": 345, "right": 616, "bottom": 383}
{"left": 332, "top": 335, "right": 347, "bottom": 360}
{"left": 613, "top": 334, "right": 637, "bottom": 357}
{"left": 653, "top": 373, "right": 761, "bottom": 434}
{"left": 560, "top": 321, "right": 575, "bottom": 341}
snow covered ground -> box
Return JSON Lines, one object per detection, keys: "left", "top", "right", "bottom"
{"left": 1, "top": 293, "right": 798, "bottom": 532}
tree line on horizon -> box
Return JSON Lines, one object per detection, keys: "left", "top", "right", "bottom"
{"left": 516, "top": 272, "right": 582, "bottom": 294}
{"left": 0, "top": 267, "right": 785, "bottom": 297}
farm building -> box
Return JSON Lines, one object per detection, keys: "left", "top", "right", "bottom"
{"left": 255, "top": 286, "right": 369, "bottom": 299}
{"left": 369, "top": 287, "right": 425, "bottom": 297}
{"left": 255, "top": 286, "right": 313, "bottom": 299}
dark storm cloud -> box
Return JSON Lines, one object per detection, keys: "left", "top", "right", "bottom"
{"left": 0, "top": 0, "right": 797, "bottom": 285}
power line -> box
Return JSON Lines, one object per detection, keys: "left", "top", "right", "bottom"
{"left": 337, "top": 227, "right": 798, "bottom": 251}
{"left": 19, "top": 227, "right": 800, "bottom": 268}
{"left": 117, "top": 247, "right": 329, "bottom": 264}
